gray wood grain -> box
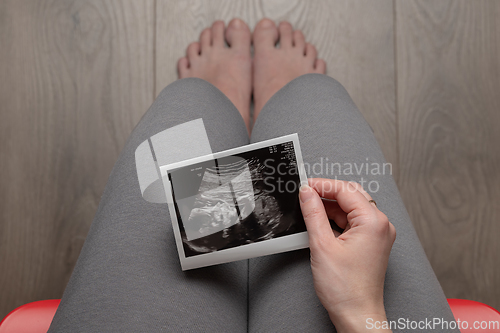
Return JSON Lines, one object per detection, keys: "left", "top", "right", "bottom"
{"left": 155, "top": 0, "right": 398, "bottom": 176}
{"left": 396, "top": 0, "right": 500, "bottom": 309}
{"left": 0, "top": 0, "right": 154, "bottom": 318}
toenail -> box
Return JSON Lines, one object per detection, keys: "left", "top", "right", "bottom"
{"left": 259, "top": 18, "right": 275, "bottom": 28}
{"left": 231, "top": 18, "right": 243, "bottom": 28}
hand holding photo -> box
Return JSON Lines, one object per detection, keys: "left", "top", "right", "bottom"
{"left": 160, "top": 134, "right": 309, "bottom": 270}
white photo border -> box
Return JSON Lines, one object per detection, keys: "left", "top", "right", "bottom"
{"left": 160, "top": 133, "right": 309, "bottom": 270}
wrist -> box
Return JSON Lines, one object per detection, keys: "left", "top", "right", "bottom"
{"left": 333, "top": 312, "right": 392, "bottom": 333}
{"left": 328, "top": 304, "right": 392, "bottom": 333}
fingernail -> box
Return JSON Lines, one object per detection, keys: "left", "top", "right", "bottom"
{"left": 299, "top": 185, "right": 314, "bottom": 203}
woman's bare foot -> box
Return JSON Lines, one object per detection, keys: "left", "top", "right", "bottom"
{"left": 252, "top": 19, "right": 326, "bottom": 121}
{"left": 178, "top": 19, "right": 252, "bottom": 132}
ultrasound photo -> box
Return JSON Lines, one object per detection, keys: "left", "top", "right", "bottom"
{"left": 161, "top": 134, "right": 309, "bottom": 270}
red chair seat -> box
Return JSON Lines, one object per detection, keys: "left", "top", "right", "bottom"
{"left": 448, "top": 299, "right": 500, "bottom": 332}
{"left": 0, "top": 299, "right": 60, "bottom": 333}
{"left": 1, "top": 298, "right": 499, "bottom": 332}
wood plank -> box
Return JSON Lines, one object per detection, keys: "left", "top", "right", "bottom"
{"left": 396, "top": 0, "right": 500, "bottom": 309}
{"left": 0, "top": 0, "right": 154, "bottom": 318}
{"left": 155, "top": 0, "right": 397, "bottom": 176}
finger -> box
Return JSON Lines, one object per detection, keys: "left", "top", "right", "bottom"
{"left": 299, "top": 185, "right": 336, "bottom": 249}
{"left": 317, "top": 180, "right": 372, "bottom": 202}
{"left": 389, "top": 222, "right": 397, "bottom": 243}
{"left": 309, "top": 178, "right": 374, "bottom": 212}
{"left": 308, "top": 178, "right": 377, "bottom": 226}
{"left": 347, "top": 181, "right": 372, "bottom": 201}
{"left": 347, "top": 181, "right": 380, "bottom": 209}
{"left": 321, "top": 199, "right": 348, "bottom": 229}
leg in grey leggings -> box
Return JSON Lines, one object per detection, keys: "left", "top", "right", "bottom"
{"left": 49, "top": 78, "right": 250, "bottom": 332}
{"left": 248, "top": 73, "right": 458, "bottom": 332}
{"left": 49, "top": 74, "right": 458, "bottom": 332}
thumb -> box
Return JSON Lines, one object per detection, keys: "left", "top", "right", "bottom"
{"left": 299, "top": 185, "right": 336, "bottom": 249}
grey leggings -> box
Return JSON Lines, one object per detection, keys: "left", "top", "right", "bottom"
{"left": 48, "top": 74, "right": 458, "bottom": 332}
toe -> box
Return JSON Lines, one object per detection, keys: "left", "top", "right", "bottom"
{"left": 187, "top": 42, "right": 200, "bottom": 59}
{"left": 305, "top": 43, "right": 317, "bottom": 62}
{"left": 278, "top": 21, "right": 293, "bottom": 48}
{"left": 314, "top": 59, "right": 327, "bottom": 74}
{"left": 200, "top": 28, "right": 212, "bottom": 51}
{"left": 293, "top": 30, "right": 305, "bottom": 53}
{"left": 253, "top": 18, "right": 278, "bottom": 50}
{"left": 225, "top": 18, "right": 251, "bottom": 52}
{"left": 177, "top": 57, "right": 190, "bottom": 78}
{"left": 212, "top": 20, "right": 225, "bottom": 47}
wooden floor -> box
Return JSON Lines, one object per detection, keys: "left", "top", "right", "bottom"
{"left": 1, "top": 0, "right": 498, "bottom": 318}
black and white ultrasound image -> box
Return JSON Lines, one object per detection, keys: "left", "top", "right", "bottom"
{"left": 168, "top": 141, "right": 306, "bottom": 257}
